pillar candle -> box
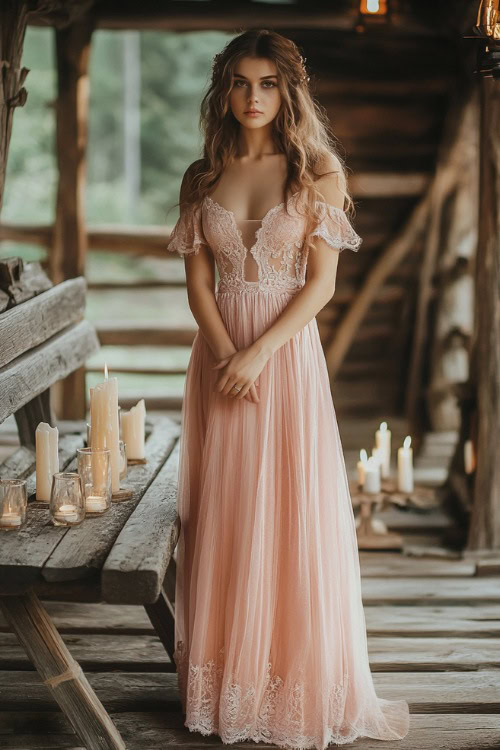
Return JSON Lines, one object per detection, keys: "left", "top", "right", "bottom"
{"left": 375, "top": 421, "right": 391, "bottom": 478}
{"left": 363, "top": 456, "right": 381, "bottom": 494}
{"left": 90, "top": 365, "right": 121, "bottom": 492}
{"left": 357, "top": 449, "right": 368, "bottom": 486}
{"left": 397, "top": 436, "right": 414, "bottom": 493}
{"left": 35, "top": 423, "right": 59, "bottom": 501}
{"left": 121, "top": 398, "right": 146, "bottom": 460}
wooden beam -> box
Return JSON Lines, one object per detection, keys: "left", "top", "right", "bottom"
{"left": 26, "top": 2, "right": 446, "bottom": 36}
{"left": 0, "top": 320, "right": 99, "bottom": 425}
{"left": 0, "top": 277, "right": 86, "bottom": 368}
{"left": 323, "top": 183, "right": 431, "bottom": 382}
{"left": 51, "top": 15, "right": 95, "bottom": 420}
{"left": 467, "top": 73, "right": 500, "bottom": 551}
{"left": 0, "top": 2, "right": 29, "bottom": 214}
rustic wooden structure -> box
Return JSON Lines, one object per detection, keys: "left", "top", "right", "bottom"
{"left": 0, "top": 257, "right": 98, "bottom": 447}
{"left": 0, "top": 0, "right": 487, "bottom": 428}
{"left": 1, "top": 422, "right": 500, "bottom": 748}
{"left": 0, "top": 414, "right": 181, "bottom": 750}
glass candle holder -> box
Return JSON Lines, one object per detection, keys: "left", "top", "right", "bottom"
{"left": 119, "top": 440, "right": 127, "bottom": 480}
{"left": 0, "top": 479, "right": 28, "bottom": 531}
{"left": 50, "top": 472, "right": 85, "bottom": 527}
{"left": 76, "top": 446, "right": 112, "bottom": 516}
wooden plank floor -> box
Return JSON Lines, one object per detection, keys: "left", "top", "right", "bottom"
{"left": 1, "top": 418, "right": 499, "bottom": 748}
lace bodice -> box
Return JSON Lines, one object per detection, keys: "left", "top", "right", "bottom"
{"left": 167, "top": 193, "right": 362, "bottom": 294}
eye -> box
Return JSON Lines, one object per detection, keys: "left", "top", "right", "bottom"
{"left": 233, "top": 80, "right": 247, "bottom": 87}
{"left": 262, "top": 81, "right": 277, "bottom": 88}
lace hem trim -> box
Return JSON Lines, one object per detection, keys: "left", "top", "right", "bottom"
{"left": 173, "top": 639, "right": 375, "bottom": 750}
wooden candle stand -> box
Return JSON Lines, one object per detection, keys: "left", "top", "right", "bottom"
{"left": 349, "top": 478, "right": 437, "bottom": 550}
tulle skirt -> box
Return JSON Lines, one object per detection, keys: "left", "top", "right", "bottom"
{"left": 173, "top": 286, "right": 410, "bottom": 749}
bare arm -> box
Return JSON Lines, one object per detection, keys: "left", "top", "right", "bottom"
{"left": 177, "top": 164, "right": 236, "bottom": 360}
{"left": 177, "top": 164, "right": 260, "bottom": 402}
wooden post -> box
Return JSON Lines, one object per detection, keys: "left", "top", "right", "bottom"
{"left": 466, "top": 73, "right": 500, "bottom": 551}
{"left": 0, "top": 2, "right": 30, "bottom": 213}
{"left": 51, "top": 16, "right": 96, "bottom": 420}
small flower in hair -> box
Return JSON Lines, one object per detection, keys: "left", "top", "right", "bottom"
{"left": 299, "top": 54, "right": 310, "bottom": 83}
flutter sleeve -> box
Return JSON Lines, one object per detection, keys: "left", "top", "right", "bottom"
{"left": 309, "top": 201, "right": 363, "bottom": 253}
{"left": 166, "top": 202, "right": 209, "bottom": 256}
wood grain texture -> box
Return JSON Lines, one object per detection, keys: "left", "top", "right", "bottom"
{"left": 0, "top": 320, "right": 99, "bottom": 424}
{"left": 41, "top": 417, "right": 180, "bottom": 583}
{"left": 101, "top": 440, "right": 180, "bottom": 604}
{"left": 0, "top": 590, "right": 126, "bottom": 750}
{"left": 0, "top": 278, "right": 87, "bottom": 368}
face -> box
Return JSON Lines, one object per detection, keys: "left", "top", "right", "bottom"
{"left": 229, "top": 56, "right": 282, "bottom": 129}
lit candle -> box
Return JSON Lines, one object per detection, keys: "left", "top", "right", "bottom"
{"left": 35, "top": 423, "right": 59, "bottom": 502}
{"left": 464, "top": 439, "right": 475, "bottom": 474}
{"left": 90, "top": 364, "right": 121, "bottom": 493}
{"left": 121, "top": 398, "right": 146, "bottom": 460}
{"left": 375, "top": 421, "right": 391, "bottom": 478}
{"left": 397, "top": 436, "right": 414, "bottom": 493}
{"left": 357, "top": 449, "right": 368, "bottom": 485}
{"left": 364, "top": 456, "right": 381, "bottom": 494}
{"left": 53, "top": 503, "right": 80, "bottom": 523}
{"left": 371, "top": 446, "right": 383, "bottom": 477}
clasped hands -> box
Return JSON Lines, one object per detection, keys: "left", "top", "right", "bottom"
{"left": 211, "top": 346, "right": 269, "bottom": 403}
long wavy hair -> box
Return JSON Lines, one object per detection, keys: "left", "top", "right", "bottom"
{"left": 174, "top": 29, "right": 356, "bottom": 252}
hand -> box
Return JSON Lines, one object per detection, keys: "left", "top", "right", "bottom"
{"left": 212, "top": 347, "right": 269, "bottom": 403}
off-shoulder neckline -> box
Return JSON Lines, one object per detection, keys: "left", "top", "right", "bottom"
{"left": 203, "top": 193, "right": 346, "bottom": 225}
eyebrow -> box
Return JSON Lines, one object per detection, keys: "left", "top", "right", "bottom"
{"left": 233, "top": 73, "right": 278, "bottom": 80}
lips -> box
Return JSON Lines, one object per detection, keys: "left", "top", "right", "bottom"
{"left": 244, "top": 110, "right": 263, "bottom": 114}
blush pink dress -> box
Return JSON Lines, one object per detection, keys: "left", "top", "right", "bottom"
{"left": 166, "top": 192, "right": 410, "bottom": 749}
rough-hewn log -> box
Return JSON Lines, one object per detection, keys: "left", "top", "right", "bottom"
{"left": 0, "top": 277, "right": 86, "bottom": 368}
{"left": 0, "top": 319, "right": 99, "bottom": 425}
{"left": 101, "top": 440, "right": 180, "bottom": 605}
{"left": 466, "top": 74, "right": 500, "bottom": 551}
{"left": 0, "top": 2, "right": 29, "bottom": 214}
{"left": 51, "top": 15, "right": 96, "bottom": 420}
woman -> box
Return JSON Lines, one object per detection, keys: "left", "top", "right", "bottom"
{"left": 166, "top": 28, "right": 410, "bottom": 750}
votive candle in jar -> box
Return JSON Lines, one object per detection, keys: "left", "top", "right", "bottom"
{"left": 0, "top": 479, "right": 28, "bottom": 531}
{"left": 50, "top": 472, "right": 85, "bottom": 527}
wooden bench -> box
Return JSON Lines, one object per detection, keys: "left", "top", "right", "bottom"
{"left": 0, "top": 258, "right": 182, "bottom": 749}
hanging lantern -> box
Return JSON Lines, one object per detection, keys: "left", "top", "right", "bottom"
{"left": 472, "top": 0, "right": 500, "bottom": 77}
{"left": 359, "top": 0, "right": 388, "bottom": 14}
{"left": 355, "top": 0, "right": 391, "bottom": 33}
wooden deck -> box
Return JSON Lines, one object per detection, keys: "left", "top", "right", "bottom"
{"left": 1, "top": 415, "right": 499, "bottom": 748}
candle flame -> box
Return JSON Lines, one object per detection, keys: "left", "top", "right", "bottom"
{"left": 360, "top": 448, "right": 368, "bottom": 462}
{"left": 404, "top": 435, "right": 411, "bottom": 449}
{"left": 104, "top": 363, "right": 108, "bottom": 380}
{"left": 380, "top": 421, "right": 387, "bottom": 431}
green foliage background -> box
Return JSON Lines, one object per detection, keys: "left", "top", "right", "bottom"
{"left": 0, "top": 26, "right": 233, "bottom": 401}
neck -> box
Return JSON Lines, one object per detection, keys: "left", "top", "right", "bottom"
{"left": 236, "top": 123, "right": 277, "bottom": 160}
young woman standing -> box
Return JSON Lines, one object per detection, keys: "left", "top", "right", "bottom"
{"left": 167, "top": 28, "right": 410, "bottom": 750}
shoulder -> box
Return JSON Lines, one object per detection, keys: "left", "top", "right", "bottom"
{"left": 179, "top": 158, "right": 208, "bottom": 204}
{"left": 311, "top": 152, "right": 345, "bottom": 210}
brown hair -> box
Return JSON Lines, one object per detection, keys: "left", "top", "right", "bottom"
{"left": 175, "top": 29, "right": 355, "bottom": 253}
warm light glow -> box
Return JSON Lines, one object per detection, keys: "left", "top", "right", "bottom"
{"left": 360, "top": 449, "right": 368, "bottom": 463}
{"left": 403, "top": 436, "right": 412, "bottom": 450}
{"left": 380, "top": 421, "right": 387, "bottom": 432}
{"left": 104, "top": 363, "right": 108, "bottom": 380}
{"left": 360, "top": 0, "right": 388, "bottom": 14}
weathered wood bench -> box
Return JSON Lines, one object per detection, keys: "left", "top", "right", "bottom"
{"left": 0, "top": 258, "right": 181, "bottom": 750}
